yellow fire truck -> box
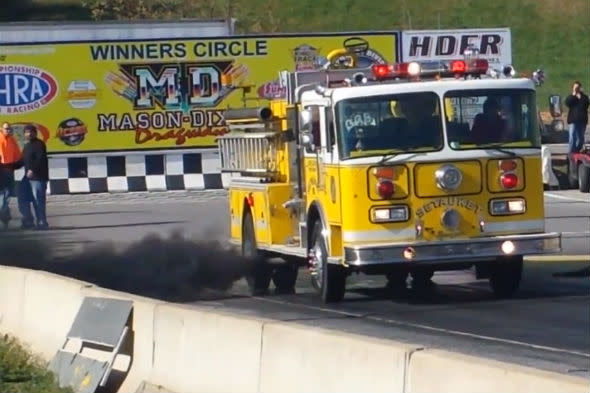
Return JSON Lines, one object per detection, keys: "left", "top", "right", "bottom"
{"left": 217, "top": 54, "right": 562, "bottom": 303}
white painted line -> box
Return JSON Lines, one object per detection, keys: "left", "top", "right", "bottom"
{"left": 561, "top": 231, "right": 590, "bottom": 237}
{"left": 257, "top": 297, "right": 590, "bottom": 358}
{"left": 545, "top": 192, "right": 590, "bottom": 203}
{"left": 366, "top": 315, "right": 590, "bottom": 358}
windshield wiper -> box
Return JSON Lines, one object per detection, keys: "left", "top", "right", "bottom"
{"left": 378, "top": 147, "right": 432, "bottom": 164}
{"left": 378, "top": 151, "right": 400, "bottom": 164}
{"left": 477, "top": 143, "right": 517, "bottom": 156}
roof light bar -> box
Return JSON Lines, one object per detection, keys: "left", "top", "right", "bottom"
{"left": 372, "top": 58, "right": 489, "bottom": 80}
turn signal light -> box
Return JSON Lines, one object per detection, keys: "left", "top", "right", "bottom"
{"left": 372, "top": 166, "right": 396, "bottom": 179}
{"left": 499, "top": 159, "right": 518, "bottom": 171}
{"left": 377, "top": 180, "right": 395, "bottom": 199}
{"left": 500, "top": 173, "right": 519, "bottom": 189}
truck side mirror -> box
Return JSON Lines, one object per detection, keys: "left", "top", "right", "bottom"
{"left": 549, "top": 94, "right": 562, "bottom": 118}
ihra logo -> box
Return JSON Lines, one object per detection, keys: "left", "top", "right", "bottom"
{"left": 0, "top": 64, "right": 58, "bottom": 114}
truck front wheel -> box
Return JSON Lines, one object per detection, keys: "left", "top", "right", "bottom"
{"left": 489, "top": 256, "right": 523, "bottom": 298}
{"left": 309, "top": 221, "right": 346, "bottom": 303}
{"left": 242, "top": 210, "right": 272, "bottom": 296}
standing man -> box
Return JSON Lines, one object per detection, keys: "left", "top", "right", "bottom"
{"left": 14, "top": 124, "right": 49, "bottom": 230}
{"left": 565, "top": 81, "right": 590, "bottom": 153}
{"left": 0, "top": 122, "right": 22, "bottom": 228}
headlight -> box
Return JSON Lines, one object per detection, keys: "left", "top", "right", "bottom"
{"left": 490, "top": 198, "right": 526, "bottom": 215}
{"left": 435, "top": 164, "right": 463, "bottom": 191}
{"left": 371, "top": 205, "right": 409, "bottom": 223}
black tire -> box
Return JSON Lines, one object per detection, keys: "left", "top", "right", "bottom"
{"left": 309, "top": 221, "right": 346, "bottom": 303}
{"left": 489, "top": 256, "right": 523, "bottom": 298}
{"left": 272, "top": 263, "right": 298, "bottom": 294}
{"left": 578, "top": 164, "right": 590, "bottom": 193}
{"left": 385, "top": 271, "right": 408, "bottom": 294}
{"left": 386, "top": 271, "right": 408, "bottom": 287}
{"left": 411, "top": 268, "right": 434, "bottom": 287}
{"left": 568, "top": 157, "right": 578, "bottom": 189}
{"left": 242, "top": 210, "right": 272, "bottom": 296}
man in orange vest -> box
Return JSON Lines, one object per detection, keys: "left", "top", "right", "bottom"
{"left": 0, "top": 122, "right": 23, "bottom": 228}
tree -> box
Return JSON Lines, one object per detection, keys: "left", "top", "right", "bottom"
{"left": 81, "top": 0, "right": 232, "bottom": 21}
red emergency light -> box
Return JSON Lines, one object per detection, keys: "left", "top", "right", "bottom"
{"left": 372, "top": 58, "right": 489, "bottom": 81}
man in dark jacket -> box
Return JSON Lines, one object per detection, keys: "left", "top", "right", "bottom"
{"left": 565, "top": 80, "right": 590, "bottom": 153}
{"left": 13, "top": 124, "right": 49, "bottom": 229}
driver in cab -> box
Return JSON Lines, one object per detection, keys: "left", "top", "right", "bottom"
{"left": 470, "top": 98, "right": 511, "bottom": 144}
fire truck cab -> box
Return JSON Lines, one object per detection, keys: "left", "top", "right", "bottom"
{"left": 218, "top": 56, "right": 562, "bottom": 303}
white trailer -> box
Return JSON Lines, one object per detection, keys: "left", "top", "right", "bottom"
{"left": 0, "top": 19, "right": 235, "bottom": 43}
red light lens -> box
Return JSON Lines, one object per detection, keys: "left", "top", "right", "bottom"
{"left": 373, "top": 166, "right": 396, "bottom": 179}
{"left": 500, "top": 173, "right": 518, "bottom": 189}
{"left": 451, "top": 60, "right": 466, "bottom": 73}
{"left": 473, "top": 59, "right": 489, "bottom": 73}
{"left": 499, "top": 160, "right": 517, "bottom": 171}
{"left": 372, "top": 64, "right": 391, "bottom": 78}
{"left": 377, "top": 180, "right": 395, "bottom": 198}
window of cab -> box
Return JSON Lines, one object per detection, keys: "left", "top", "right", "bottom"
{"left": 335, "top": 92, "right": 444, "bottom": 160}
{"left": 443, "top": 88, "right": 541, "bottom": 150}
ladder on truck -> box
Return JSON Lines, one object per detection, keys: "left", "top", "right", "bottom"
{"left": 217, "top": 106, "right": 288, "bottom": 182}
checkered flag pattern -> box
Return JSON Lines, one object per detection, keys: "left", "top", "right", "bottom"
{"left": 11, "top": 151, "right": 235, "bottom": 195}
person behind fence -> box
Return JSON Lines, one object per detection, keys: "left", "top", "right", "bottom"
{"left": 0, "top": 122, "right": 22, "bottom": 228}
{"left": 13, "top": 124, "right": 49, "bottom": 230}
{"left": 565, "top": 80, "right": 590, "bottom": 153}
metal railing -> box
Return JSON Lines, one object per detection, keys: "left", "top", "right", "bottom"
{"left": 217, "top": 131, "right": 282, "bottom": 177}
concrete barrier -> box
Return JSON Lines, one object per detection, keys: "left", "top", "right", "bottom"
{"left": 0, "top": 266, "right": 27, "bottom": 335}
{"left": 407, "top": 349, "right": 588, "bottom": 393}
{"left": 150, "top": 304, "right": 265, "bottom": 393}
{"left": 259, "top": 322, "right": 414, "bottom": 393}
{"left": 0, "top": 266, "right": 88, "bottom": 359}
{"left": 20, "top": 270, "right": 88, "bottom": 359}
{"left": 1, "top": 265, "right": 588, "bottom": 393}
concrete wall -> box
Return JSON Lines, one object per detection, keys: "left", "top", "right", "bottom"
{"left": 0, "top": 266, "right": 586, "bottom": 393}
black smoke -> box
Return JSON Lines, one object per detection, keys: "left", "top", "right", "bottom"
{"left": 0, "top": 230, "right": 254, "bottom": 302}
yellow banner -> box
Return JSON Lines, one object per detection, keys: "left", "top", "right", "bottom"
{"left": 0, "top": 32, "right": 399, "bottom": 153}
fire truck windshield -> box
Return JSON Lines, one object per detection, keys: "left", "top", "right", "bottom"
{"left": 443, "top": 89, "right": 541, "bottom": 150}
{"left": 335, "top": 92, "right": 444, "bottom": 159}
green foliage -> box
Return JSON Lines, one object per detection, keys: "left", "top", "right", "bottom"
{"left": 80, "top": 0, "right": 231, "bottom": 21}
{"left": 0, "top": 335, "right": 73, "bottom": 393}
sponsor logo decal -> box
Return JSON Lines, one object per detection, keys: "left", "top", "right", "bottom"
{"left": 57, "top": 117, "right": 88, "bottom": 146}
{"left": 66, "top": 80, "right": 97, "bottom": 109}
{"left": 0, "top": 64, "right": 58, "bottom": 114}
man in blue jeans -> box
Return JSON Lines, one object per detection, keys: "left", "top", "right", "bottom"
{"left": 565, "top": 80, "right": 590, "bottom": 153}
{"left": 13, "top": 124, "right": 49, "bottom": 230}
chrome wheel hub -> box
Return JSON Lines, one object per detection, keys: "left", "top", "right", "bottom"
{"left": 308, "top": 243, "right": 323, "bottom": 287}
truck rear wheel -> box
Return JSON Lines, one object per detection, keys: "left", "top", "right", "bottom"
{"left": 309, "top": 221, "right": 346, "bottom": 303}
{"left": 489, "top": 256, "right": 523, "bottom": 298}
{"left": 578, "top": 164, "right": 590, "bottom": 192}
{"left": 410, "top": 269, "right": 434, "bottom": 288}
{"left": 242, "top": 210, "right": 272, "bottom": 296}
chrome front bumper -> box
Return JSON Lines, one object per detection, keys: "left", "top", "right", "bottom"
{"left": 342, "top": 232, "right": 562, "bottom": 266}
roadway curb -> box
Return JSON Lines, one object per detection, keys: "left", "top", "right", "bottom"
{"left": 524, "top": 255, "right": 590, "bottom": 263}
